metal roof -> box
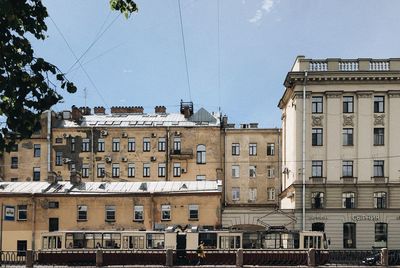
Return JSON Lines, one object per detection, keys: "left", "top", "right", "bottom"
{"left": 0, "top": 180, "right": 221, "bottom": 195}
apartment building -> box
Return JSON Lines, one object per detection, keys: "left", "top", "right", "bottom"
{"left": 279, "top": 56, "right": 400, "bottom": 249}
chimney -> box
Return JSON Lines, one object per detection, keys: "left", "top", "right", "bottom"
{"left": 94, "top": 106, "right": 105, "bottom": 114}
{"left": 70, "top": 170, "right": 82, "bottom": 186}
{"left": 79, "top": 106, "right": 91, "bottom": 115}
{"left": 155, "top": 106, "right": 166, "bottom": 114}
{"left": 249, "top": 123, "right": 259, "bottom": 128}
{"left": 180, "top": 100, "right": 193, "bottom": 118}
{"left": 183, "top": 106, "right": 191, "bottom": 118}
{"left": 71, "top": 105, "right": 82, "bottom": 121}
{"left": 222, "top": 115, "right": 228, "bottom": 128}
{"left": 132, "top": 106, "right": 144, "bottom": 114}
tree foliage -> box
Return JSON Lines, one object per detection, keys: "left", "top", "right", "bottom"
{"left": 0, "top": 0, "right": 137, "bottom": 151}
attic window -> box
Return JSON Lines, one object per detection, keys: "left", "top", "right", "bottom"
{"left": 139, "top": 182, "right": 147, "bottom": 191}
{"left": 179, "top": 184, "right": 188, "bottom": 190}
{"left": 0, "top": 184, "right": 9, "bottom": 190}
{"left": 99, "top": 183, "right": 107, "bottom": 190}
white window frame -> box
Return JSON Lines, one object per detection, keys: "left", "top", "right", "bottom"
{"left": 82, "top": 138, "right": 90, "bottom": 152}
{"left": 77, "top": 205, "right": 87, "bottom": 221}
{"left": 158, "top": 163, "right": 166, "bottom": 177}
{"left": 249, "top": 143, "right": 257, "bottom": 156}
{"left": 188, "top": 204, "right": 199, "bottom": 220}
{"left": 232, "top": 187, "right": 240, "bottom": 201}
{"left": 267, "top": 143, "right": 275, "bottom": 156}
{"left": 97, "top": 163, "right": 105, "bottom": 178}
{"left": 128, "top": 163, "right": 135, "bottom": 177}
{"left": 81, "top": 164, "right": 89, "bottom": 178}
{"left": 267, "top": 187, "right": 276, "bottom": 201}
{"left": 128, "top": 138, "right": 136, "bottom": 152}
{"left": 161, "top": 205, "right": 171, "bottom": 220}
{"left": 105, "top": 205, "right": 116, "bottom": 221}
{"left": 143, "top": 138, "right": 151, "bottom": 152}
{"left": 249, "top": 165, "right": 257, "bottom": 178}
{"left": 173, "top": 163, "right": 181, "bottom": 177}
{"left": 98, "top": 138, "right": 105, "bottom": 152}
{"left": 232, "top": 165, "right": 240, "bottom": 178}
{"left": 249, "top": 188, "right": 257, "bottom": 202}
{"left": 158, "top": 137, "right": 166, "bottom": 151}
{"left": 143, "top": 163, "right": 150, "bottom": 177}
{"left": 112, "top": 138, "right": 120, "bottom": 152}
{"left": 134, "top": 205, "right": 144, "bottom": 221}
{"left": 112, "top": 163, "right": 120, "bottom": 178}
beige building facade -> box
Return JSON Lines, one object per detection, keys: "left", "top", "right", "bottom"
{"left": 279, "top": 56, "right": 400, "bottom": 249}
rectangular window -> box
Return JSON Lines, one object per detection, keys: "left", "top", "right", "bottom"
{"left": 112, "top": 163, "right": 120, "bottom": 178}
{"left": 105, "top": 205, "right": 116, "bottom": 221}
{"left": 267, "top": 166, "right": 275, "bottom": 178}
{"left": 33, "top": 167, "right": 40, "bottom": 181}
{"left": 249, "top": 143, "right": 257, "bottom": 156}
{"left": 143, "top": 163, "right": 150, "bottom": 177}
{"left": 70, "top": 138, "right": 76, "bottom": 152}
{"left": 232, "top": 165, "right": 240, "bottom": 178}
{"left": 248, "top": 188, "right": 257, "bottom": 202}
{"left": 374, "top": 192, "right": 387, "bottom": 209}
{"left": 342, "top": 192, "right": 355, "bottom": 208}
{"left": 49, "top": 218, "right": 59, "bottom": 232}
{"left": 249, "top": 165, "right": 256, "bottom": 178}
{"left": 158, "top": 163, "right": 166, "bottom": 177}
{"left": 134, "top": 205, "right": 144, "bottom": 221}
{"left": 374, "top": 160, "right": 384, "bottom": 177}
{"left": 196, "top": 145, "right": 206, "bottom": 164}
{"left": 374, "top": 128, "right": 384, "bottom": 146}
{"left": 312, "top": 96, "right": 323, "bottom": 113}
{"left": 375, "top": 223, "right": 387, "bottom": 248}
{"left": 128, "top": 163, "right": 135, "bottom": 178}
{"left": 196, "top": 175, "right": 205, "bottom": 181}
{"left": 267, "top": 143, "right": 275, "bottom": 156}
{"left": 312, "top": 161, "right": 323, "bottom": 177}
{"left": 33, "top": 144, "right": 41, "bottom": 157}
{"left": 11, "top": 157, "right": 18, "bottom": 169}
{"left": 343, "top": 223, "right": 356, "bottom": 248}
{"left": 343, "top": 128, "right": 354, "bottom": 146}
{"left": 77, "top": 205, "right": 87, "bottom": 221}
{"left": 112, "top": 138, "right": 120, "bottom": 152}
{"left": 11, "top": 144, "right": 18, "bottom": 151}
{"left": 81, "top": 164, "right": 89, "bottom": 178}
{"left": 232, "top": 143, "right": 240, "bottom": 156}
{"left": 55, "top": 152, "right": 63, "bottom": 166}
{"left": 82, "top": 138, "right": 90, "bottom": 152}
{"left": 267, "top": 188, "right": 276, "bottom": 201}
{"left": 232, "top": 187, "right": 240, "bottom": 201}
{"left": 173, "top": 163, "right": 181, "bottom": 177}
{"left": 374, "top": 96, "right": 385, "bottom": 113}
{"left": 311, "top": 192, "right": 324, "bottom": 209}
{"left": 158, "top": 138, "right": 166, "bottom": 152}
{"left": 128, "top": 138, "right": 136, "bottom": 152}
{"left": 342, "top": 161, "right": 353, "bottom": 177}
{"left": 161, "top": 205, "right": 171, "bottom": 220}
{"left": 143, "top": 138, "right": 150, "bottom": 152}
{"left": 98, "top": 138, "right": 105, "bottom": 152}
{"left": 188, "top": 204, "right": 199, "bottom": 220}
{"left": 312, "top": 128, "right": 323, "bottom": 146}
{"left": 17, "top": 240, "right": 27, "bottom": 256}
{"left": 17, "top": 205, "right": 27, "bottom": 220}
{"left": 97, "top": 163, "right": 105, "bottom": 178}
{"left": 173, "top": 137, "right": 181, "bottom": 153}
{"left": 343, "top": 96, "right": 354, "bottom": 113}
{"left": 48, "top": 201, "right": 59, "bottom": 209}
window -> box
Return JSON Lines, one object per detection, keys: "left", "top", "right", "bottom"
{"left": 161, "top": 205, "right": 171, "bottom": 220}
{"left": 249, "top": 165, "right": 256, "bottom": 178}
{"left": 134, "top": 205, "right": 144, "bottom": 221}
{"left": 77, "top": 205, "right": 87, "bottom": 221}
{"left": 112, "top": 163, "right": 120, "bottom": 178}
{"left": 343, "top": 128, "right": 353, "bottom": 146}
{"left": 143, "top": 138, "right": 150, "bottom": 152}
{"left": 312, "top": 128, "right": 323, "bottom": 146}
{"left": 17, "top": 240, "right": 27, "bottom": 256}
{"left": 196, "top": 175, "right": 205, "bottom": 181}
{"left": 143, "top": 163, "right": 150, "bottom": 177}
{"left": 249, "top": 143, "right": 257, "bottom": 156}
{"left": 342, "top": 161, "right": 353, "bottom": 177}
{"left": 312, "top": 161, "right": 323, "bottom": 177}
{"left": 374, "top": 192, "right": 387, "bottom": 209}
{"left": 112, "top": 138, "right": 120, "bottom": 152}
{"left": 267, "top": 188, "right": 276, "bottom": 201}
{"left": 312, "top": 96, "right": 323, "bottom": 114}
{"left": 312, "top": 222, "right": 325, "bottom": 232}
{"left": 33, "top": 167, "right": 40, "bottom": 181}
{"left": 173, "top": 137, "right": 181, "bottom": 153}
{"left": 128, "top": 163, "right": 135, "bottom": 177}
{"left": 374, "top": 96, "right": 384, "bottom": 113}
{"left": 311, "top": 192, "right": 324, "bottom": 209}
{"left": 173, "top": 163, "right": 181, "bottom": 177}
{"left": 147, "top": 233, "right": 165, "bottom": 249}
{"left": 158, "top": 138, "right": 166, "bottom": 152}
{"left": 232, "top": 165, "right": 240, "bottom": 178}
{"left": 343, "top": 222, "right": 356, "bottom": 248}
{"left": 33, "top": 144, "right": 41, "bottom": 157}
{"left": 70, "top": 138, "right": 76, "bottom": 152}
{"left": 17, "top": 205, "right": 27, "bottom": 220}
{"left": 374, "top": 128, "right": 384, "bottom": 145}
{"left": 232, "top": 187, "right": 240, "bottom": 201}
{"left": 98, "top": 138, "right": 105, "bottom": 152}
{"left": 97, "top": 163, "right": 105, "bottom": 178}
{"left": 342, "top": 192, "right": 355, "bottom": 208}
{"left": 158, "top": 163, "right": 166, "bottom": 177}
{"left": 248, "top": 188, "right": 257, "bottom": 202}
{"left": 232, "top": 143, "right": 240, "bottom": 156}
{"left": 188, "top": 204, "right": 199, "bottom": 220}
{"left": 196, "top": 145, "right": 206, "bottom": 164}
{"left": 48, "top": 201, "right": 59, "bottom": 209}
{"left": 10, "top": 144, "right": 18, "bottom": 151}
{"left": 267, "top": 166, "right": 275, "bottom": 178}
{"left": 267, "top": 143, "right": 275, "bottom": 156}
{"left": 55, "top": 152, "right": 63, "bottom": 166}
{"left": 49, "top": 218, "right": 59, "bottom": 232}
{"left": 82, "top": 138, "right": 90, "bottom": 152}
{"left": 374, "top": 160, "right": 384, "bottom": 177}
{"left": 81, "top": 164, "right": 89, "bottom": 178}
{"left": 375, "top": 223, "right": 388, "bottom": 247}
{"left": 343, "top": 96, "right": 354, "bottom": 113}
{"left": 128, "top": 138, "right": 136, "bottom": 152}
{"left": 105, "top": 206, "right": 116, "bottom": 221}
{"left": 11, "top": 157, "right": 18, "bottom": 169}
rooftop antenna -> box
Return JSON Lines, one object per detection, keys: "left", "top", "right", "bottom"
{"left": 83, "top": 87, "right": 87, "bottom": 107}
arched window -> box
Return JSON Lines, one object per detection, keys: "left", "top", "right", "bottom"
{"left": 197, "top": 145, "right": 206, "bottom": 164}
{"left": 343, "top": 222, "right": 356, "bottom": 248}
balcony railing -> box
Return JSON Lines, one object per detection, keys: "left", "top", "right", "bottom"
{"left": 302, "top": 58, "right": 395, "bottom": 72}
{"left": 369, "top": 60, "right": 390, "bottom": 71}
{"left": 340, "top": 177, "right": 358, "bottom": 184}
{"left": 309, "top": 177, "right": 327, "bottom": 184}
{"left": 339, "top": 61, "right": 359, "bottom": 71}
{"left": 169, "top": 149, "right": 193, "bottom": 159}
{"left": 371, "top": 176, "right": 389, "bottom": 184}
{"left": 309, "top": 61, "right": 328, "bottom": 71}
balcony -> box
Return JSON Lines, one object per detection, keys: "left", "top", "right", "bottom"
{"left": 371, "top": 176, "right": 389, "bottom": 184}
{"left": 309, "top": 177, "right": 327, "bottom": 184}
{"left": 340, "top": 177, "right": 358, "bottom": 184}
{"left": 169, "top": 149, "right": 193, "bottom": 160}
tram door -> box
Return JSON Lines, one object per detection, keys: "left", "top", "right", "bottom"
{"left": 176, "top": 233, "right": 187, "bottom": 264}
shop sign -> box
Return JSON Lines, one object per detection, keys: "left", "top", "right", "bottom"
{"left": 309, "top": 216, "right": 328, "bottom": 221}
{"left": 351, "top": 215, "right": 379, "bottom": 221}
{"left": 4, "top": 206, "right": 15, "bottom": 221}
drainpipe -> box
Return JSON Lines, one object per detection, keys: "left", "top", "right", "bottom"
{"left": 302, "top": 71, "right": 308, "bottom": 231}
{"left": 166, "top": 127, "right": 170, "bottom": 181}
{"left": 47, "top": 110, "right": 52, "bottom": 175}
{"left": 31, "top": 195, "right": 37, "bottom": 250}
{"left": 0, "top": 203, "right": 3, "bottom": 251}
{"left": 91, "top": 127, "right": 95, "bottom": 182}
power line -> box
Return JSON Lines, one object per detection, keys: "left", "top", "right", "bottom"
{"left": 217, "top": 0, "right": 221, "bottom": 112}
{"left": 177, "top": 0, "right": 192, "bottom": 102}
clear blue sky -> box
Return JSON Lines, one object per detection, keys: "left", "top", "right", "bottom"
{"left": 32, "top": 0, "right": 400, "bottom": 127}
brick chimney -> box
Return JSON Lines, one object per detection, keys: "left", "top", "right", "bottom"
{"left": 155, "top": 106, "right": 166, "bottom": 114}
{"left": 183, "top": 106, "right": 191, "bottom": 118}
{"left": 132, "top": 106, "right": 144, "bottom": 114}
{"left": 71, "top": 105, "right": 82, "bottom": 121}
{"left": 79, "top": 106, "right": 91, "bottom": 115}
{"left": 94, "top": 106, "right": 105, "bottom": 114}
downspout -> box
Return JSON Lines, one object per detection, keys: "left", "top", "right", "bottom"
{"left": 47, "top": 110, "right": 52, "bottom": 175}
{"left": 223, "top": 128, "right": 227, "bottom": 210}
{"left": 302, "top": 71, "right": 308, "bottom": 231}
{"left": 166, "top": 127, "right": 170, "bottom": 181}
{"left": 0, "top": 203, "right": 3, "bottom": 251}
{"left": 151, "top": 194, "right": 155, "bottom": 229}
{"left": 91, "top": 127, "right": 95, "bottom": 182}
{"left": 31, "top": 194, "right": 37, "bottom": 250}
{"left": 277, "top": 128, "right": 281, "bottom": 200}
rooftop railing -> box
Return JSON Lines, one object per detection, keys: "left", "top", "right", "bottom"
{"left": 301, "top": 58, "right": 398, "bottom": 72}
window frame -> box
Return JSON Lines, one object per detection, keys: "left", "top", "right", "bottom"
{"left": 105, "top": 205, "right": 116, "bottom": 222}
{"left": 312, "top": 96, "right": 323, "bottom": 114}
{"left": 188, "top": 204, "right": 199, "bottom": 220}
{"left": 373, "top": 160, "right": 384, "bottom": 177}
{"left": 81, "top": 164, "right": 89, "bottom": 178}
{"left": 374, "top": 96, "right": 385, "bottom": 113}
{"left": 143, "top": 138, "right": 151, "bottom": 152}
{"left": 128, "top": 138, "right": 136, "bottom": 152}
{"left": 311, "top": 192, "right": 324, "bottom": 209}
{"left": 143, "top": 163, "right": 150, "bottom": 177}
{"left": 249, "top": 143, "right": 257, "bottom": 156}
{"left": 343, "top": 128, "right": 354, "bottom": 146}
{"left": 267, "top": 187, "right": 276, "bottom": 201}
{"left": 342, "top": 160, "right": 353, "bottom": 177}
{"left": 158, "top": 138, "right": 166, "bottom": 152}
{"left": 267, "top": 143, "right": 275, "bottom": 156}
{"left": 33, "top": 167, "right": 41, "bottom": 181}
{"left": 312, "top": 128, "right": 323, "bottom": 146}
{"left": 161, "top": 205, "right": 171, "bottom": 221}
{"left": 374, "top": 192, "right": 387, "bottom": 209}
{"left": 17, "top": 205, "right": 28, "bottom": 221}
{"left": 173, "top": 163, "right": 181, "bottom": 177}
{"left": 343, "top": 96, "right": 354, "bottom": 113}
{"left": 196, "top": 144, "right": 206, "bottom": 164}
{"left": 311, "top": 160, "right": 323, "bottom": 177}
{"left": 128, "top": 163, "right": 135, "bottom": 178}
{"left": 81, "top": 138, "right": 90, "bottom": 152}
{"left": 232, "top": 187, "right": 240, "bottom": 201}
{"left": 343, "top": 222, "right": 356, "bottom": 248}
{"left": 342, "top": 192, "right": 355, "bottom": 209}
{"left": 97, "top": 138, "right": 105, "bottom": 152}
{"left": 11, "top": 156, "right": 19, "bottom": 169}
{"left": 134, "top": 205, "right": 144, "bottom": 221}
{"left": 373, "top": 128, "right": 384, "bottom": 146}
{"left": 33, "top": 144, "right": 41, "bottom": 157}
{"left": 232, "top": 143, "right": 240, "bottom": 156}
{"left": 112, "top": 163, "right": 120, "bottom": 178}
{"left": 249, "top": 165, "right": 257, "bottom": 178}
{"left": 112, "top": 138, "right": 120, "bottom": 152}
{"left": 97, "top": 163, "right": 105, "bottom": 178}
{"left": 77, "top": 205, "right": 88, "bottom": 221}
{"left": 158, "top": 163, "right": 166, "bottom": 177}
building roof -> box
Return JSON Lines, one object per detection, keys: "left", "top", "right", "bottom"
{"left": 0, "top": 181, "right": 222, "bottom": 195}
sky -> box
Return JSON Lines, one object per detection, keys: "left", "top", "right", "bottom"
{"left": 31, "top": 0, "right": 400, "bottom": 128}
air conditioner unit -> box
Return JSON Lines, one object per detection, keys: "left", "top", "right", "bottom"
{"left": 122, "top": 132, "right": 128, "bottom": 138}
{"left": 101, "top": 130, "right": 108, "bottom": 136}
{"left": 63, "top": 158, "right": 71, "bottom": 164}
{"left": 150, "top": 156, "right": 157, "bottom": 162}
{"left": 151, "top": 133, "right": 157, "bottom": 138}
{"left": 181, "top": 168, "right": 187, "bottom": 173}
{"left": 175, "top": 131, "right": 181, "bottom": 136}
{"left": 121, "top": 157, "right": 128, "bottom": 162}
{"left": 105, "top": 156, "right": 112, "bottom": 163}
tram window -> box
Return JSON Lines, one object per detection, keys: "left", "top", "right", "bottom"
{"left": 124, "top": 235, "right": 145, "bottom": 249}
{"left": 43, "top": 236, "right": 61, "bottom": 249}
{"left": 43, "top": 237, "right": 48, "bottom": 249}
{"left": 95, "top": 234, "right": 102, "bottom": 248}
{"left": 73, "top": 233, "right": 85, "bottom": 248}
{"left": 146, "top": 233, "right": 165, "bottom": 249}
{"left": 199, "top": 233, "right": 217, "bottom": 249}
{"left": 103, "top": 233, "right": 121, "bottom": 249}
{"left": 85, "top": 233, "right": 95, "bottom": 249}
{"left": 243, "top": 233, "right": 258, "bottom": 249}
{"left": 219, "top": 236, "right": 241, "bottom": 249}
{"left": 66, "top": 234, "right": 73, "bottom": 249}
{"left": 265, "top": 233, "right": 280, "bottom": 249}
